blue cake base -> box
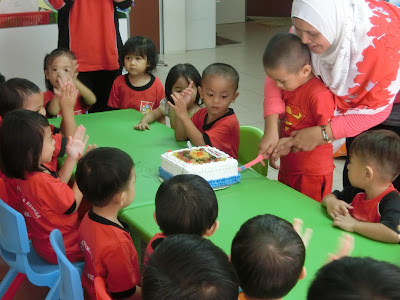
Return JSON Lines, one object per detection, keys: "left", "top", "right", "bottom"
{"left": 159, "top": 167, "right": 241, "bottom": 189}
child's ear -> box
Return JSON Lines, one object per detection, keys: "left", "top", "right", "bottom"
{"left": 204, "top": 220, "right": 219, "bottom": 237}
{"left": 153, "top": 211, "right": 158, "bottom": 225}
{"left": 365, "top": 165, "right": 374, "bottom": 181}
{"left": 298, "top": 266, "right": 307, "bottom": 280}
{"left": 119, "top": 191, "right": 127, "bottom": 206}
{"left": 231, "top": 92, "right": 239, "bottom": 103}
{"left": 301, "top": 64, "right": 312, "bottom": 77}
{"left": 198, "top": 86, "right": 203, "bottom": 99}
{"left": 44, "top": 69, "right": 49, "bottom": 80}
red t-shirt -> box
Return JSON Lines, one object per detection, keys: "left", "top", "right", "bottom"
{"left": 79, "top": 210, "right": 140, "bottom": 300}
{"left": 107, "top": 74, "right": 165, "bottom": 113}
{"left": 44, "top": 90, "right": 91, "bottom": 117}
{"left": 68, "top": 0, "right": 119, "bottom": 72}
{"left": 191, "top": 108, "right": 240, "bottom": 159}
{"left": 3, "top": 164, "right": 81, "bottom": 264}
{"left": 143, "top": 232, "right": 166, "bottom": 266}
{"left": 279, "top": 77, "right": 335, "bottom": 175}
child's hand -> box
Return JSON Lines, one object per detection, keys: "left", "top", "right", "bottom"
{"left": 293, "top": 218, "right": 313, "bottom": 248}
{"left": 327, "top": 233, "right": 354, "bottom": 261}
{"left": 169, "top": 92, "right": 189, "bottom": 119}
{"left": 333, "top": 214, "right": 359, "bottom": 232}
{"left": 66, "top": 125, "right": 89, "bottom": 160}
{"left": 181, "top": 81, "right": 194, "bottom": 106}
{"left": 134, "top": 121, "right": 150, "bottom": 131}
{"left": 84, "top": 144, "right": 97, "bottom": 155}
{"left": 269, "top": 137, "right": 293, "bottom": 169}
{"left": 56, "top": 77, "right": 78, "bottom": 111}
{"left": 326, "top": 198, "right": 353, "bottom": 219}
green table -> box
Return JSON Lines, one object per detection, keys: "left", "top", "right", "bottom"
{"left": 49, "top": 109, "right": 186, "bottom": 208}
{"left": 50, "top": 109, "right": 400, "bottom": 300}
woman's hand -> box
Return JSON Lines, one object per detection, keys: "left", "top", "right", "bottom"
{"left": 273, "top": 126, "right": 326, "bottom": 158}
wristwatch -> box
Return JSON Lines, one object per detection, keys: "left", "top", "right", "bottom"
{"left": 321, "top": 125, "right": 332, "bottom": 143}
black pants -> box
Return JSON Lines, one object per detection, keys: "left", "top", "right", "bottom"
{"left": 78, "top": 70, "right": 121, "bottom": 113}
{"left": 343, "top": 124, "right": 400, "bottom": 190}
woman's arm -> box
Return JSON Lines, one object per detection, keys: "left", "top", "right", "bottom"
{"left": 258, "top": 76, "right": 285, "bottom": 156}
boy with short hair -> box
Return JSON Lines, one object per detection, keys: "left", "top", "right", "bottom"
{"left": 170, "top": 63, "right": 240, "bottom": 158}
{"left": 263, "top": 32, "right": 335, "bottom": 202}
{"left": 231, "top": 214, "right": 306, "bottom": 300}
{"left": 144, "top": 174, "right": 219, "bottom": 263}
{"left": 308, "top": 256, "right": 400, "bottom": 300}
{"left": 76, "top": 147, "right": 141, "bottom": 300}
{"left": 142, "top": 234, "right": 239, "bottom": 300}
{"left": 322, "top": 129, "right": 400, "bottom": 243}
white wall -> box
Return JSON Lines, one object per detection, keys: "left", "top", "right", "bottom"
{"left": 163, "top": 0, "right": 216, "bottom": 53}
{"left": 163, "top": 0, "right": 186, "bottom": 53}
{"left": 0, "top": 24, "right": 58, "bottom": 91}
{"left": 216, "top": 0, "right": 245, "bottom": 24}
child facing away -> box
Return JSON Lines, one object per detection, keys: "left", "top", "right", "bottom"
{"left": 170, "top": 63, "right": 240, "bottom": 159}
{"left": 142, "top": 234, "right": 239, "bottom": 300}
{"left": 0, "top": 110, "right": 88, "bottom": 264}
{"left": 231, "top": 214, "right": 306, "bottom": 300}
{"left": 263, "top": 32, "right": 335, "bottom": 202}
{"left": 144, "top": 174, "right": 219, "bottom": 265}
{"left": 107, "top": 36, "right": 165, "bottom": 116}
{"left": 76, "top": 147, "right": 141, "bottom": 300}
{"left": 44, "top": 48, "right": 96, "bottom": 117}
{"left": 0, "top": 77, "right": 78, "bottom": 171}
{"left": 322, "top": 129, "right": 400, "bottom": 243}
{"left": 134, "top": 63, "right": 202, "bottom": 130}
{"left": 308, "top": 256, "right": 400, "bottom": 300}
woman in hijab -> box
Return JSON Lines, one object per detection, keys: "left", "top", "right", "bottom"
{"left": 259, "top": 0, "right": 400, "bottom": 182}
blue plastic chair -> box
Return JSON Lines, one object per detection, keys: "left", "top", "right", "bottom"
{"left": 238, "top": 126, "right": 269, "bottom": 177}
{"left": 0, "top": 199, "right": 59, "bottom": 300}
{"left": 49, "top": 229, "right": 85, "bottom": 300}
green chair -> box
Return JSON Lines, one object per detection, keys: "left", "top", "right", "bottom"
{"left": 238, "top": 126, "right": 268, "bottom": 177}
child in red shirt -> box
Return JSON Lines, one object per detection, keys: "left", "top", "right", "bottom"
{"left": 144, "top": 174, "right": 219, "bottom": 266}
{"left": 322, "top": 130, "right": 400, "bottom": 243}
{"left": 0, "top": 77, "right": 79, "bottom": 173}
{"left": 108, "top": 36, "right": 165, "bottom": 115}
{"left": 170, "top": 63, "right": 240, "bottom": 158}
{"left": 0, "top": 110, "right": 88, "bottom": 263}
{"left": 76, "top": 147, "right": 141, "bottom": 300}
{"left": 263, "top": 33, "right": 335, "bottom": 202}
{"left": 44, "top": 48, "right": 96, "bottom": 117}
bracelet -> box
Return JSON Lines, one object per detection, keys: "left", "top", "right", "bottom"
{"left": 321, "top": 125, "right": 332, "bottom": 143}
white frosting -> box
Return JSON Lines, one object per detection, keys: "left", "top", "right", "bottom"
{"left": 160, "top": 147, "right": 238, "bottom": 181}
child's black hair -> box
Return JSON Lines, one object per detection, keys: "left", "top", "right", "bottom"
{"left": 231, "top": 214, "right": 305, "bottom": 299}
{"left": 165, "top": 63, "right": 202, "bottom": 105}
{"left": 121, "top": 36, "right": 158, "bottom": 74}
{"left": 0, "top": 109, "right": 49, "bottom": 179}
{"left": 0, "top": 78, "right": 41, "bottom": 118}
{"left": 155, "top": 174, "right": 218, "bottom": 236}
{"left": 142, "top": 234, "right": 239, "bottom": 300}
{"left": 263, "top": 32, "right": 311, "bottom": 74}
{"left": 349, "top": 129, "right": 400, "bottom": 182}
{"left": 75, "top": 147, "right": 134, "bottom": 207}
{"left": 308, "top": 256, "right": 400, "bottom": 300}
{"left": 43, "top": 48, "right": 76, "bottom": 92}
{"left": 202, "top": 63, "right": 239, "bottom": 91}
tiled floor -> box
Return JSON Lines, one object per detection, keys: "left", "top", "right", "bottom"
{"left": 155, "top": 21, "right": 346, "bottom": 192}
{"left": 0, "top": 20, "right": 346, "bottom": 299}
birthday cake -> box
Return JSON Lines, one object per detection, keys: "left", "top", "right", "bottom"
{"left": 159, "top": 146, "right": 241, "bottom": 189}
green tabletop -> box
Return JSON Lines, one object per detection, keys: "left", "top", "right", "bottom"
{"left": 50, "top": 110, "right": 400, "bottom": 299}
{"left": 121, "top": 169, "right": 400, "bottom": 300}
{"left": 49, "top": 109, "right": 186, "bottom": 208}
